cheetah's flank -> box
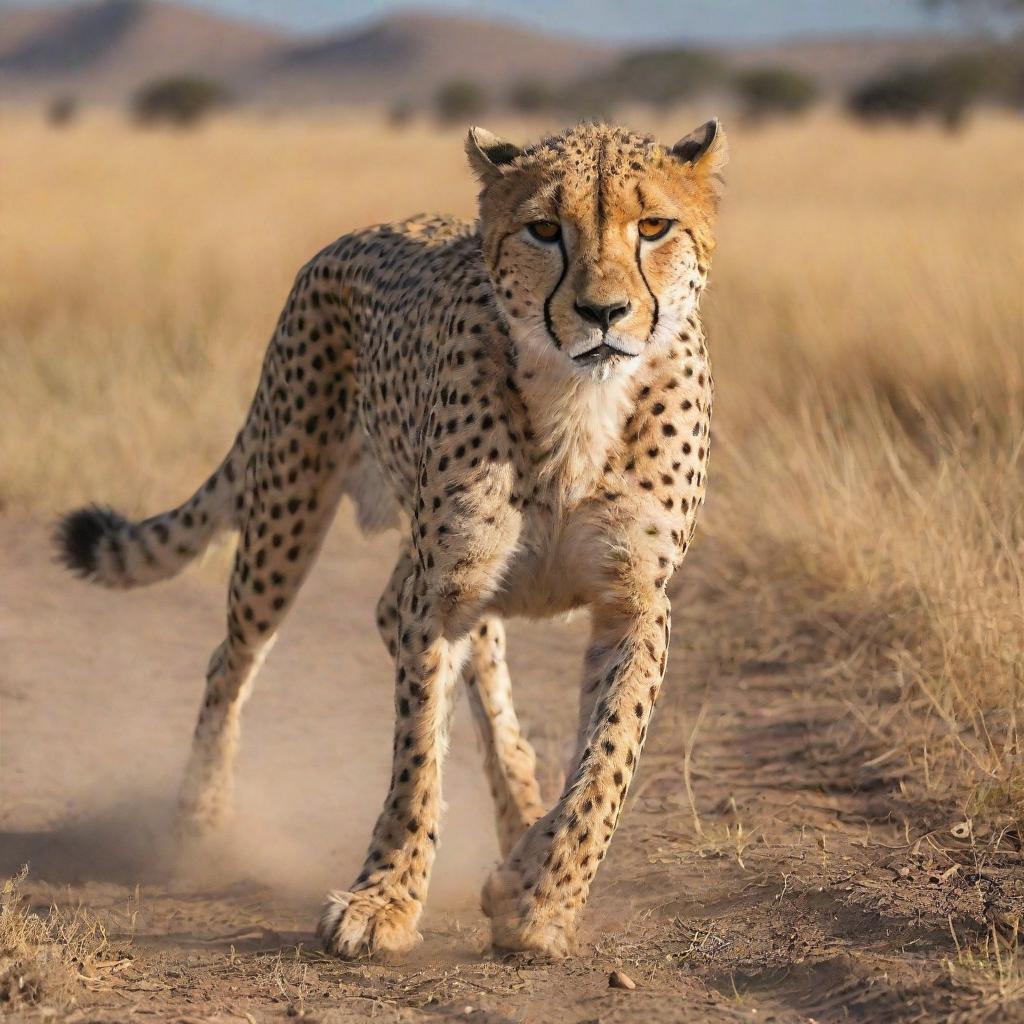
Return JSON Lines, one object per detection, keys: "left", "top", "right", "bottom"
{"left": 55, "top": 119, "right": 728, "bottom": 959}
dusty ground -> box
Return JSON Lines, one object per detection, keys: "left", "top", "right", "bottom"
{"left": 2, "top": 514, "right": 1021, "bottom": 1023}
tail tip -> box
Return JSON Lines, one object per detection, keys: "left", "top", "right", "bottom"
{"left": 54, "top": 504, "right": 127, "bottom": 580}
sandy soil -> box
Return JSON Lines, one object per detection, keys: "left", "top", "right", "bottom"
{"left": 2, "top": 514, "right": 1021, "bottom": 1023}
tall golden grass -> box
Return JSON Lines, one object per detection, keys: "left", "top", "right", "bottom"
{"left": 699, "top": 112, "right": 1022, "bottom": 821}
{"left": 1, "top": 109, "right": 1021, "bottom": 819}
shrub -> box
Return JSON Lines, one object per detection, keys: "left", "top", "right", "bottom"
{"left": 735, "top": 66, "right": 820, "bottom": 121}
{"left": 387, "top": 98, "right": 415, "bottom": 128}
{"left": 131, "top": 76, "right": 231, "bottom": 127}
{"left": 612, "top": 48, "right": 726, "bottom": 106}
{"left": 508, "top": 78, "right": 556, "bottom": 114}
{"left": 562, "top": 47, "right": 726, "bottom": 117}
{"left": 928, "top": 51, "right": 1013, "bottom": 128}
{"left": 434, "top": 80, "right": 488, "bottom": 124}
{"left": 550, "top": 79, "right": 615, "bottom": 121}
{"left": 46, "top": 95, "right": 78, "bottom": 128}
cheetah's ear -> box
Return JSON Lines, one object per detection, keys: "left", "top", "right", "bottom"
{"left": 466, "top": 127, "right": 523, "bottom": 182}
{"left": 669, "top": 119, "right": 728, "bottom": 176}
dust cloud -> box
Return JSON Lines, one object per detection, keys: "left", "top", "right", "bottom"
{"left": 1, "top": 515, "right": 582, "bottom": 922}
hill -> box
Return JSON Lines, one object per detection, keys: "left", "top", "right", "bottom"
{"left": 0, "top": 0, "right": 979, "bottom": 108}
{"left": 261, "top": 10, "right": 612, "bottom": 105}
{"left": 0, "top": 0, "right": 284, "bottom": 101}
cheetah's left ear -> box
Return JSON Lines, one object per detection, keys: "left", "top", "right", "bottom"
{"left": 669, "top": 119, "right": 729, "bottom": 177}
{"left": 466, "top": 127, "right": 523, "bottom": 183}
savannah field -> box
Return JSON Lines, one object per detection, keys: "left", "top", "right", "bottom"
{"left": 0, "top": 108, "right": 1022, "bottom": 1022}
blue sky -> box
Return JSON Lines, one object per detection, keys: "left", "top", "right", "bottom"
{"left": 9, "top": 0, "right": 973, "bottom": 42}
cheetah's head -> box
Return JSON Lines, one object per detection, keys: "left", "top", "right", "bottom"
{"left": 467, "top": 120, "right": 727, "bottom": 380}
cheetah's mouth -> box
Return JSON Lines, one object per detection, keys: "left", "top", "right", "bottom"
{"left": 570, "top": 337, "right": 643, "bottom": 365}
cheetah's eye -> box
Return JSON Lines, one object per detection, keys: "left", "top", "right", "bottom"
{"left": 638, "top": 217, "right": 673, "bottom": 241}
{"left": 527, "top": 221, "right": 561, "bottom": 243}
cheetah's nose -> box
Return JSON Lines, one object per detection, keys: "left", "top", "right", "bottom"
{"left": 574, "top": 299, "right": 631, "bottom": 331}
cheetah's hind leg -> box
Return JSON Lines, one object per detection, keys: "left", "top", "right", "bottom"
{"left": 466, "top": 617, "right": 545, "bottom": 857}
{"left": 176, "top": 460, "right": 349, "bottom": 839}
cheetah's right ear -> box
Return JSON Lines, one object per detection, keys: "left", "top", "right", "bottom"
{"left": 669, "top": 119, "right": 729, "bottom": 178}
{"left": 466, "top": 127, "right": 523, "bottom": 182}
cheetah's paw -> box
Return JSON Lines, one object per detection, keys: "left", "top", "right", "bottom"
{"left": 317, "top": 888, "right": 422, "bottom": 959}
{"left": 481, "top": 866, "right": 575, "bottom": 958}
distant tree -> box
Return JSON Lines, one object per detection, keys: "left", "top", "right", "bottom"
{"left": 435, "top": 80, "right": 488, "bottom": 124}
{"left": 847, "top": 66, "right": 942, "bottom": 124}
{"left": 847, "top": 47, "right": 1016, "bottom": 129}
{"left": 47, "top": 95, "right": 78, "bottom": 128}
{"left": 734, "top": 67, "right": 820, "bottom": 121}
{"left": 508, "top": 78, "right": 556, "bottom": 114}
{"left": 132, "top": 76, "right": 231, "bottom": 127}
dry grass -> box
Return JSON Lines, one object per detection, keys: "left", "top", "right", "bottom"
{"left": 0, "top": 868, "right": 112, "bottom": 1013}
{"left": 1, "top": 108, "right": 1021, "bottom": 825}
{"left": 945, "top": 920, "right": 1023, "bottom": 1022}
{"left": 692, "top": 112, "right": 1023, "bottom": 825}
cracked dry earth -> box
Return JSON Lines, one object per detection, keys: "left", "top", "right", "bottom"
{"left": 2, "top": 516, "right": 1021, "bottom": 1023}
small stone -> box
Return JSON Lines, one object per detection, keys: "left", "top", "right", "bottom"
{"left": 609, "top": 969, "right": 636, "bottom": 991}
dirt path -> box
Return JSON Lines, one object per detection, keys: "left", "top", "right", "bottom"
{"left": 2, "top": 516, "right": 1020, "bottom": 1022}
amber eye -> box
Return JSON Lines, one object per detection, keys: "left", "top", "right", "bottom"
{"left": 527, "top": 220, "right": 561, "bottom": 243}
{"left": 638, "top": 217, "right": 673, "bottom": 241}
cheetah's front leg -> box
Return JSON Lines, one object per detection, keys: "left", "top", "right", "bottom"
{"left": 317, "top": 569, "right": 469, "bottom": 958}
{"left": 482, "top": 590, "right": 671, "bottom": 957}
{"left": 319, "top": 433, "right": 522, "bottom": 958}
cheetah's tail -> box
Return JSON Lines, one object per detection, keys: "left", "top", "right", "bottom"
{"left": 53, "top": 433, "right": 245, "bottom": 590}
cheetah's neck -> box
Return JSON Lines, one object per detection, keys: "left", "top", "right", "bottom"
{"left": 512, "top": 338, "right": 639, "bottom": 508}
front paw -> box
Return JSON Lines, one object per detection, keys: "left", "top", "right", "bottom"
{"left": 317, "top": 887, "right": 423, "bottom": 959}
{"left": 481, "top": 866, "right": 575, "bottom": 958}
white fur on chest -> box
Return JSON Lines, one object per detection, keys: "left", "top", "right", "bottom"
{"left": 491, "top": 337, "right": 641, "bottom": 619}
{"left": 515, "top": 335, "right": 639, "bottom": 509}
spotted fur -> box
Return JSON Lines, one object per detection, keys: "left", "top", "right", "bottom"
{"left": 55, "top": 120, "right": 728, "bottom": 959}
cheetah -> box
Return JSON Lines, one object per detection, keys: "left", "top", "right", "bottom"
{"left": 55, "top": 119, "right": 727, "bottom": 959}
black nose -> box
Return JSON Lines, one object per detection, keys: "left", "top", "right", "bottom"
{"left": 574, "top": 299, "right": 631, "bottom": 331}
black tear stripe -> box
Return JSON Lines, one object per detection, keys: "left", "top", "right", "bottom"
{"left": 635, "top": 237, "right": 659, "bottom": 341}
{"left": 543, "top": 236, "right": 569, "bottom": 350}
{"left": 491, "top": 228, "right": 518, "bottom": 274}
{"left": 683, "top": 227, "right": 706, "bottom": 271}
